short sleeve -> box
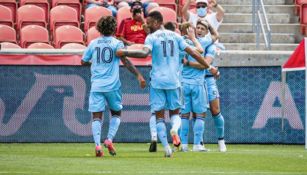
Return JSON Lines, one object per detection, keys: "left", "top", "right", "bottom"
{"left": 116, "top": 40, "right": 125, "bottom": 51}
{"left": 144, "top": 35, "right": 153, "bottom": 51}
{"left": 205, "top": 44, "right": 216, "bottom": 58}
{"left": 82, "top": 42, "right": 94, "bottom": 62}
{"left": 177, "top": 34, "right": 189, "bottom": 51}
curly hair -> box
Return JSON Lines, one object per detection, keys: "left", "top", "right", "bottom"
{"left": 96, "top": 16, "right": 117, "bottom": 36}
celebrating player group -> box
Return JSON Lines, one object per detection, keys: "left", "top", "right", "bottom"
{"left": 82, "top": 6, "right": 226, "bottom": 158}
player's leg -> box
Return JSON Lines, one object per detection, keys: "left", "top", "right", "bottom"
{"left": 89, "top": 92, "right": 106, "bottom": 157}
{"left": 149, "top": 113, "right": 158, "bottom": 152}
{"left": 207, "top": 77, "right": 226, "bottom": 152}
{"left": 150, "top": 87, "right": 172, "bottom": 157}
{"left": 103, "top": 89, "right": 123, "bottom": 156}
{"left": 191, "top": 85, "right": 208, "bottom": 152}
{"left": 180, "top": 83, "right": 192, "bottom": 152}
{"left": 167, "top": 87, "right": 183, "bottom": 149}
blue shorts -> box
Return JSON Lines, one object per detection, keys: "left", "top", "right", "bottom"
{"left": 150, "top": 87, "right": 182, "bottom": 112}
{"left": 181, "top": 83, "right": 208, "bottom": 114}
{"left": 88, "top": 90, "right": 122, "bottom": 112}
{"left": 205, "top": 77, "right": 220, "bottom": 102}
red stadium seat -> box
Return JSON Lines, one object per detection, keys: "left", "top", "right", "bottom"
{"left": 295, "top": 0, "right": 307, "bottom": 16}
{"left": 61, "top": 43, "right": 86, "bottom": 49}
{"left": 16, "top": 5, "right": 47, "bottom": 31}
{"left": 54, "top": 25, "right": 84, "bottom": 48}
{"left": 27, "top": 42, "right": 54, "bottom": 49}
{"left": 0, "top": 5, "right": 14, "bottom": 27}
{"left": 126, "top": 44, "right": 152, "bottom": 66}
{"left": 0, "top": 0, "right": 17, "bottom": 23}
{"left": 300, "top": 3, "right": 307, "bottom": 35}
{"left": 20, "top": 25, "right": 49, "bottom": 48}
{"left": 50, "top": 5, "right": 80, "bottom": 34}
{"left": 86, "top": 27, "right": 101, "bottom": 45}
{"left": 1, "top": 42, "right": 21, "bottom": 49}
{"left": 153, "top": 0, "right": 177, "bottom": 12}
{"left": 51, "top": 0, "right": 82, "bottom": 21}
{"left": 20, "top": 0, "right": 50, "bottom": 22}
{"left": 117, "top": 6, "right": 132, "bottom": 28}
{"left": 0, "top": 25, "right": 16, "bottom": 43}
{"left": 149, "top": 7, "right": 177, "bottom": 23}
{"left": 84, "top": 6, "right": 112, "bottom": 32}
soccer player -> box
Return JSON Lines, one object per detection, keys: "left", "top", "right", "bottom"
{"left": 148, "top": 21, "right": 179, "bottom": 153}
{"left": 81, "top": 16, "right": 146, "bottom": 157}
{"left": 180, "top": 20, "right": 218, "bottom": 152}
{"left": 185, "top": 21, "right": 226, "bottom": 152}
{"left": 117, "top": 11, "right": 218, "bottom": 157}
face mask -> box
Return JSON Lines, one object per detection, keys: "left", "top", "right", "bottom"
{"left": 197, "top": 7, "right": 207, "bottom": 17}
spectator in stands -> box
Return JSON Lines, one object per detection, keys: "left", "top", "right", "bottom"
{"left": 86, "top": 0, "right": 118, "bottom": 17}
{"left": 182, "top": 0, "right": 224, "bottom": 31}
{"left": 116, "top": 1, "right": 149, "bottom": 45}
{"left": 144, "top": 2, "right": 159, "bottom": 16}
{"left": 81, "top": 16, "right": 146, "bottom": 157}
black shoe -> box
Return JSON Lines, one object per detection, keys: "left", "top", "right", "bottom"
{"left": 149, "top": 141, "right": 157, "bottom": 152}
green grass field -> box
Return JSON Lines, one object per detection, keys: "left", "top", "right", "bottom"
{"left": 0, "top": 143, "right": 307, "bottom": 175}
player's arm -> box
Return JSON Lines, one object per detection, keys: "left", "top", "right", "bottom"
{"left": 116, "top": 47, "right": 151, "bottom": 58}
{"left": 184, "top": 46, "right": 218, "bottom": 75}
{"left": 207, "top": 22, "right": 219, "bottom": 42}
{"left": 120, "top": 56, "right": 146, "bottom": 88}
{"left": 184, "top": 56, "right": 213, "bottom": 69}
{"left": 81, "top": 43, "right": 93, "bottom": 66}
{"left": 81, "top": 60, "right": 91, "bottom": 66}
{"left": 182, "top": 0, "right": 192, "bottom": 21}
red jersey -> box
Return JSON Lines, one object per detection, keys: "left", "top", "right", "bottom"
{"left": 117, "top": 18, "right": 147, "bottom": 44}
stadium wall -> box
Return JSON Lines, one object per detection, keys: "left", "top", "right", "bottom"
{"left": 0, "top": 50, "right": 305, "bottom": 144}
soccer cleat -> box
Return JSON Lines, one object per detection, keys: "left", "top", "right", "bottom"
{"left": 149, "top": 141, "right": 157, "bottom": 152}
{"left": 218, "top": 139, "right": 227, "bottom": 152}
{"left": 181, "top": 144, "right": 189, "bottom": 152}
{"left": 164, "top": 146, "right": 173, "bottom": 158}
{"left": 192, "top": 144, "right": 209, "bottom": 152}
{"left": 170, "top": 129, "right": 181, "bottom": 148}
{"left": 104, "top": 139, "right": 116, "bottom": 156}
{"left": 95, "top": 145, "right": 103, "bottom": 157}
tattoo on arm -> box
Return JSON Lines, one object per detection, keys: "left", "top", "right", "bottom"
{"left": 120, "top": 56, "right": 141, "bottom": 76}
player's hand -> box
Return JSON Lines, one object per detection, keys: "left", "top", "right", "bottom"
{"left": 187, "top": 27, "right": 196, "bottom": 40}
{"left": 137, "top": 74, "right": 146, "bottom": 89}
{"left": 214, "top": 70, "right": 220, "bottom": 79}
{"left": 210, "top": 66, "right": 219, "bottom": 78}
{"left": 182, "top": 57, "right": 188, "bottom": 65}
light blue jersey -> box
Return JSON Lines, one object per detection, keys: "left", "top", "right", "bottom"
{"left": 182, "top": 36, "right": 207, "bottom": 85}
{"left": 204, "top": 44, "right": 217, "bottom": 76}
{"left": 145, "top": 29, "right": 189, "bottom": 89}
{"left": 82, "top": 36, "right": 124, "bottom": 92}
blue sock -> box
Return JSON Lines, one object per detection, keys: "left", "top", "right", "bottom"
{"left": 149, "top": 114, "right": 157, "bottom": 141}
{"left": 92, "top": 119, "right": 102, "bottom": 146}
{"left": 156, "top": 119, "right": 169, "bottom": 147}
{"left": 213, "top": 113, "right": 225, "bottom": 139}
{"left": 107, "top": 116, "right": 120, "bottom": 141}
{"left": 171, "top": 114, "right": 181, "bottom": 133}
{"left": 180, "top": 117, "right": 189, "bottom": 144}
{"left": 193, "top": 117, "right": 205, "bottom": 145}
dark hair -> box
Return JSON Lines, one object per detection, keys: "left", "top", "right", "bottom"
{"left": 164, "top": 22, "right": 176, "bottom": 32}
{"left": 147, "top": 11, "right": 163, "bottom": 24}
{"left": 96, "top": 16, "right": 117, "bottom": 36}
{"left": 130, "top": 0, "right": 142, "bottom": 8}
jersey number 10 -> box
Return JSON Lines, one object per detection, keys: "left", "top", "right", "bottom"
{"left": 95, "top": 47, "right": 113, "bottom": 64}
